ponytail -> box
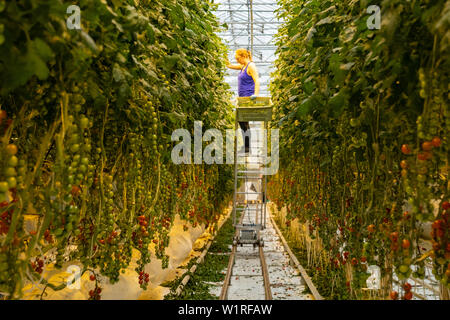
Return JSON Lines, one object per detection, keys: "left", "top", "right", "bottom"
{"left": 247, "top": 50, "right": 253, "bottom": 61}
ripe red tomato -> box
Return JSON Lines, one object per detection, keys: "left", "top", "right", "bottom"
{"left": 6, "top": 144, "right": 18, "bottom": 155}
{"left": 90, "top": 274, "right": 96, "bottom": 281}
{"left": 400, "top": 160, "right": 408, "bottom": 169}
{"left": 0, "top": 110, "right": 6, "bottom": 123}
{"left": 390, "top": 231, "right": 399, "bottom": 241}
{"left": 417, "top": 152, "right": 428, "bottom": 161}
{"left": 403, "top": 282, "right": 412, "bottom": 291}
{"left": 402, "top": 239, "right": 411, "bottom": 249}
{"left": 71, "top": 185, "right": 81, "bottom": 196}
{"left": 390, "top": 291, "right": 398, "bottom": 300}
{"left": 403, "top": 291, "right": 413, "bottom": 300}
{"left": 432, "top": 220, "right": 441, "bottom": 229}
{"left": 401, "top": 144, "right": 411, "bottom": 155}
{"left": 421, "top": 141, "right": 433, "bottom": 151}
{"left": 442, "top": 201, "right": 450, "bottom": 210}
{"left": 431, "top": 137, "right": 441, "bottom": 147}
{"left": 432, "top": 242, "right": 440, "bottom": 251}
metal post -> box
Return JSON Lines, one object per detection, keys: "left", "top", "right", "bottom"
{"left": 233, "top": 115, "right": 238, "bottom": 227}
{"left": 250, "top": 0, "right": 254, "bottom": 54}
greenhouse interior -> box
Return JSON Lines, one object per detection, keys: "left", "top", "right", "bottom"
{"left": 0, "top": 0, "right": 449, "bottom": 305}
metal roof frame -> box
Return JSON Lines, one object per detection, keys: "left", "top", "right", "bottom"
{"left": 214, "top": 0, "right": 280, "bottom": 97}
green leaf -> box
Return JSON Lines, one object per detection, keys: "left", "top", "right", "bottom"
{"left": 303, "top": 80, "right": 315, "bottom": 95}
{"left": 31, "top": 38, "right": 54, "bottom": 60}
{"left": 328, "top": 90, "right": 349, "bottom": 117}
{"left": 163, "top": 54, "right": 181, "bottom": 71}
{"left": 296, "top": 97, "right": 313, "bottom": 117}
{"left": 112, "top": 64, "right": 125, "bottom": 82}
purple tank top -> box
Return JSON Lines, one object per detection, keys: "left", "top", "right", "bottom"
{"left": 238, "top": 62, "right": 255, "bottom": 97}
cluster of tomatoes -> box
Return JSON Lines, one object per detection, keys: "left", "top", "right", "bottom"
{"left": 30, "top": 258, "right": 44, "bottom": 274}
{"left": 0, "top": 142, "right": 20, "bottom": 203}
{"left": 88, "top": 286, "right": 102, "bottom": 300}
{"left": 390, "top": 282, "right": 413, "bottom": 300}
{"left": 138, "top": 270, "right": 150, "bottom": 287}
{"left": 88, "top": 273, "right": 103, "bottom": 299}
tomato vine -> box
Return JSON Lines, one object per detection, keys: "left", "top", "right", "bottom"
{"left": 0, "top": 0, "right": 234, "bottom": 299}
{"left": 269, "top": 0, "right": 449, "bottom": 299}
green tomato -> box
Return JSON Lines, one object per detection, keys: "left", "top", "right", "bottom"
{"left": 0, "top": 181, "right": 8, "bottom": 192}
{"left": 4, "top": 167, "right": 16, "bottom": 177}
{"left": 70, "top": 134, "right": 79, "bottom": 143}
{"left": 398, "top": 265, "right": 409, "bottom": 273}
{"left": 80, "top": 117, "right": 89, "bottom": 130}
{"left": 70, "top": 144, "right": 80, "bottom": 153}
{"left": 6, "top": 177, "right": 16, "bottom": 188}
{"left": 8, "top": 156, "right": 18, "bottom": 167}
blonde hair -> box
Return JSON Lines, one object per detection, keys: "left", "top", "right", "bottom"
{"left": 235, "top": 48, "right": 253, "bottom": 61}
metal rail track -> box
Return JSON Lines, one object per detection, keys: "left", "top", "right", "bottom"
{"left": 219, "top": 243, "right": 272, "bottom": 300}
{"left": 219, "top": 212, "right": 272, "bottom": 300}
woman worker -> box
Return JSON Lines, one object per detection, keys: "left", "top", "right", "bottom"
{"left": 226, "top": 49, "right": 260, "bottom": 154}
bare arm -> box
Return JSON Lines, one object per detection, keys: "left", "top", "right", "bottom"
{"left": 227, "top": 63, "right": 243, "bottom": 70}
{"left": 247, "top": 63, "right": 260, "bottom": 95}
{"left": 225, "top": 58, "right": 243, "bottom": 70}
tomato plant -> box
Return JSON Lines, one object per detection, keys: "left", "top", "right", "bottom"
{"left": 0, "top": 0, "right": 234, "bottom": 299}
{"left": 269, "top": 0, "right": 449, "bottom": 299}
